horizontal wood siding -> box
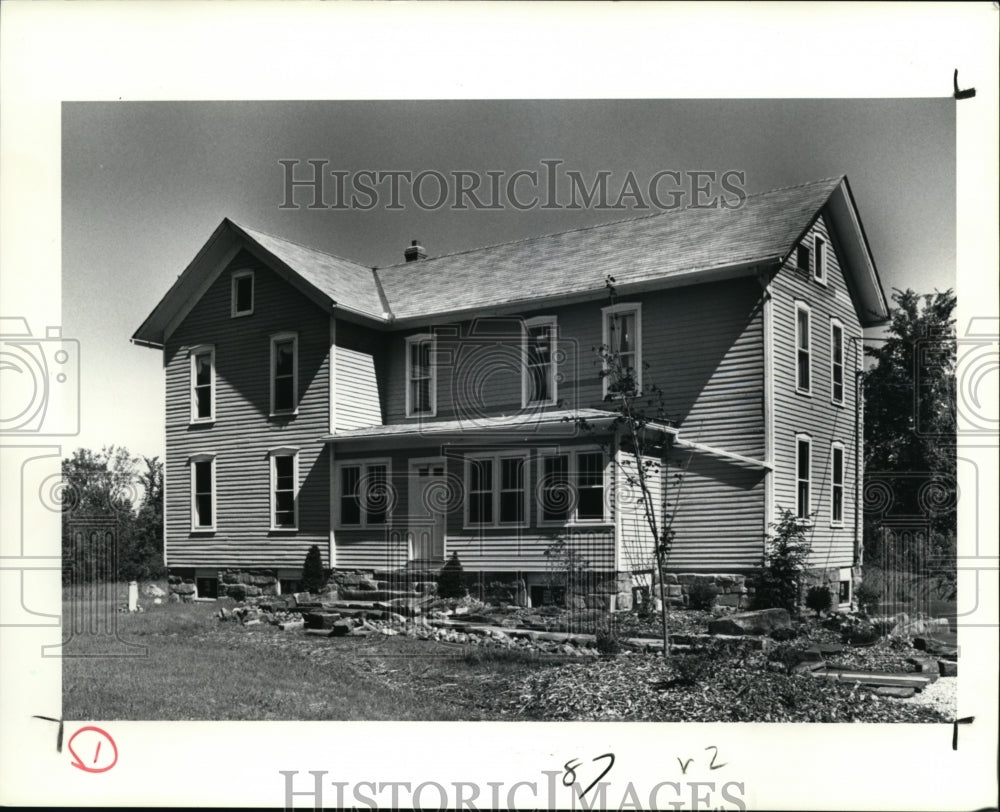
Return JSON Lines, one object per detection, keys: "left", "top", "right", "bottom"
{"left": 335, "top": 347, "right": 382, "bottom": 430}
{"left": 616, "top": 452, "right": 663, "bottom": 573}
{"left": 164, "top": 250, "right": 332, "bottom": 570}
{"left": 771, "top": 213, "right": 861, "bottom": 570}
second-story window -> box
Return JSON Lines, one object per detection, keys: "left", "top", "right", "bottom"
{"left": 796, "top": 303, "right": 811, "bottom": 394}
{"left": 523, "top": 316, "right": 558, "bottom": 407}
{"left": 270, "top": 332, "right": 298, "bottom": 415}
{"left": 405, "top": 333, "right": 436, "bottom": 418}
{"left": 602, "top": 303, "right": 642, "bottom": 397}
{"left": 231, "top": 270, "right": 254, "bottom": 317}
{"left": 830, "top": 319, "right": 845, "bottom": 405}
{"left": 189, "top": 345, "right": 215, "bottom": 423}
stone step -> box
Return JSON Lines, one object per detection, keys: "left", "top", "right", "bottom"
{"left": 812, "top": 668, "right": 935, "bottom": 690}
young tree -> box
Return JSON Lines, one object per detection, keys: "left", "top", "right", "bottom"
{"left": 573, "top": 276, "right": 692, "bottom": 656}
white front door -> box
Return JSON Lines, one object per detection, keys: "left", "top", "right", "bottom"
{"left": 408, "top": 461, "right": 446, "bottom": 561}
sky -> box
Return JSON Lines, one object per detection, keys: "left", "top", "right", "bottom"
{"left": 61, "top": 98, "right": 956, "bottom": 462}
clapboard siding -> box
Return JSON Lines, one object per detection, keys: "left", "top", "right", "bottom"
{"left": 616, "top": 453, "right": 663, "bottom": 573}
{"left": 771, "top": 214, "right": 861, "bottom": 569}
{"left": 164, "top": 250, "right": 332, "bottom": 569}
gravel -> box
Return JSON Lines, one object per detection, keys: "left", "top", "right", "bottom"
{"left": 902, "top": 675, "right": 957, "bottom": 717}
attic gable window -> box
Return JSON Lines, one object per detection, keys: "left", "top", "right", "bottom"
{"left": 270, "top": 332, "right": 298, "bottom": 415}
{"left": 814, "top": 236, "right": 827, "bottom": 284}
{"left": 405, "top": 334, "right": 437, "bottom": 418}
{"left": 522, "top": 316, "right": 558, "bottom": 407}
{"left": 796, "top": 243, "right": 810, "bottom": 275}
{"left": 231, "top": 270, "right": 254, "bottom": 317}
{"left": 602, "top": 303, "right": 642, "bottom": 397}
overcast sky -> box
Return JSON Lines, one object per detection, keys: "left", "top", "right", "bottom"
{"left": 62, "top": 99, "right": 955, "bottom": 461}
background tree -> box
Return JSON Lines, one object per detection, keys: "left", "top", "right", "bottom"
{"left": 61, "top": 446, "right": 166, "bottom": 583}
{"left": 863, "top": 288, "right": 956, "bottom": 599}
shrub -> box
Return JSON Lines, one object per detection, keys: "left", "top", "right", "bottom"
{"left": 855, "top": 582, "right": 880, "bottom": 614}
{"left": 770, "top": 626, "right": 798, "bottom": 642}
{"left": 437, "top": 552, "right": 466, "bottom": 599}
{"left": 805, "top": 586, "right": 833, "bottom": 617}
{"left": 301, "top": 545, "right": 325, "bottom": 593}
{"left": 594, "top": 621, "right": 622, "bottom": 657}
{"left": 687, "top": 582, "right": 719, "bottom": 611}
{"left": 753, "top": 509, "right": 812, "bottom": 614}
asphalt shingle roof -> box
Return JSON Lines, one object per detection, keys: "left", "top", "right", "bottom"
{"left": 375, "top": 177, "right": 844, "bottom": 320}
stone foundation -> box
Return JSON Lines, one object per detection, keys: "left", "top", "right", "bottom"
{"left": 651, "top": 572, "right": 750, "bottom": 610}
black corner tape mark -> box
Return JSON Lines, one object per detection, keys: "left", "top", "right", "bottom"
{"left": 954, "top": 70, "right": 976, "bottom": 100}
{"left": 32, "top": 715, "right": 64, "bottom": 752}
{"left": 952, "top": 716, "right": 974, "bottom": 750}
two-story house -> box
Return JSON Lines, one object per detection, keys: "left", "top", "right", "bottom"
{"left": 132, "top": 175, "right": 889, "bottom": 609}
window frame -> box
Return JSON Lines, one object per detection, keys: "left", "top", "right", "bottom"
{"left": 830, "top": 318, "right": 845, "bottom": 406}
{"left": 795, "top": 302, "right": 812, "bottom": 395}
{"left": 231, "top": 269, "right": 255, "bottom": 318}
{"left": 269, "top": 331, "right": 299, "bottom": 416}
{"left": 521, "top": 316, "right": 559, "bottom": 408}
{"left": 830, "top": 442, "right": 845, "bottom": 527}
{"left": 335, "top": 459, "right": 392, "bottom": 529}
{"left": 404, "top": 333, "right": 437, "bottom": 418}
{"left": 463, "top": 452, "right": 529, "bottom": 529}
{"left": 538, "top": 447, "right": 610, "bottom": 527}
{"left": 813, "top": 235, "right": 827, "bottom": 285}
{"left": 795, "top": 433, "right": 812, "bottom": 523}
{"left": 269, "top": 447, "right": 300, "bottom": 532}
{"left": 601, "top": 302, "right": 643, "bottom": 398}
{"left": 189, "top": 344, "right": 215, "bottom": 424}
{"left": 189, "top": 453, "right": 216, "bottom": 533}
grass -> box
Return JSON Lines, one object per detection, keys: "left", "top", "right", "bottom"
{"left": 61, "top": 584, "right": 559, "bottom": 721}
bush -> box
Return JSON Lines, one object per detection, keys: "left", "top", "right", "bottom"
{"left": 855, "top": 582, "right": 880, "bottom": 614}
{"left": 770, "top": 626, "right": 798, "bottom": 642}
{"left": 594, "top": 621, "right": 622, "bottom": 657}
{"left": 437, "top": 552, "right": 466, "bottom": 599}
{"left": 687, "top": 582, "right": 719, "bottom": 611}
{"left": 301, "top": 545, "right": 325, "bottom": 593}
{"left": 753, "top": 510, "right": 812, "bottom": 614}
{"left": 805, "top": 586, "right": 833, "bottom": 617}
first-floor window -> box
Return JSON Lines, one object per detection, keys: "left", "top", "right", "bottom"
{"left": 191, "top": 455, "right": 215, "bottom": 531}
{"left": 796, "top": 435, "right": 811, "bottom": 520}
{"left": 337, "top": 461, "right": 390, "bottom": 527}
{"left": 540, "top": 450, "right": 607, "bottom": 524}
{"left": 270, "top": 450, "right": 298, "bottom": 530}
{"left": 465, "top": 454, "right": 528, "bottom": 527}
{"left": 831, "top": 443, "right": 845, "bottom": 525}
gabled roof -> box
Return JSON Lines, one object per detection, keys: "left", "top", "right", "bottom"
{"left": 132, "top": 176, "right": 889, "bottom": 347}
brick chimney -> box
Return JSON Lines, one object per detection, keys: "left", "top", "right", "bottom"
{"left": 404, "top": 239, "right": 427, "bottom": 262}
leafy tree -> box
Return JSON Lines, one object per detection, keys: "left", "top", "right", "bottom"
{"left": 573, "top": 275, "right": 693, "bottom": 656}
{"left": 863, "top": 289, "right": 956, "bottom": 596}
{"left": 61, "top": 446, "right": 165, "bottom": 583}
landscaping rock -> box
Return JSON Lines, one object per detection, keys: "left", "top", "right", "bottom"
{"left": 938, "top": 659, "right": 958, "bottom": 677}
{"left": 874, "top": 686, "right": 916, "bottom": 698}
{"left": 906, "top": 656, "right": 938, "bottom": 674}
{"left": 279, "top": 619, "right": 305, "bottom": 632}
{"left": 143, "top": 583, "right": 166, "bottom": 598}
{"left": 303, "top": 612, "right": 342, "bottom": 630}
{"left": 708, "top": 608, "right": 790, "bottom": 636}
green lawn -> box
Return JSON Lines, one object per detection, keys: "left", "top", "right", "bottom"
{"left": 61, "top": 588, "right": 550, "bottom": 721}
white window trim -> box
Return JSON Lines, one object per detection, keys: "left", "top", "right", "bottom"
{"left": 522, "top": 316, "right": 559, "bottom": 408}
{"left": 795, "top": 433, "right": 812, "bottom": 524}
{"left": 189, "top": 344, "right": 215, "bottom": 424}
{"left": 537, "top": 447, "right": 611, "bottom": 527}
{"left": 813, "top": 235, "right": 828, "bottom": 286}
{"left": 838, "top": 566, "right": 853, "bottom": 608}
{"left": 830, "top": 318, "right": 845, "bottom": 406}
{"left": 795, "top": 301, "right": 812, "bottom": 395}
{"left": 601, "top": 302, "right": 643, "bottom": 398}
{"left": 269, "top": 331, "right": 299, "bottom": 416}
{"left": 189, "top": 453, "right": 216, "bottom": 533}
{"left": 268, "top": 446, "right": 300, "bottom": 532}
{"left": 404, "top": 333, "right": 437, "bottom": 418}
{"left": 231, "top": 269, "right": 255, "bottom": 318}
{"left": 463, "top": 452, "right": 530, "bottom": 529}
{"left": 830, "top": 441, "right": 845, "bottom": 527}
{"left": 334, "top": 459, "right": 392, "bottom": 529}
